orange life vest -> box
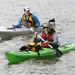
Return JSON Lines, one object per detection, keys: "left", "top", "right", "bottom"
{"left": 22, "top": 13, "right": 35, "bottom": 27}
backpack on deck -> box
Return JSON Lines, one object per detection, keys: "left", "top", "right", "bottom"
{"left": 20, "top": 42, "right": 42, "bottom": 56}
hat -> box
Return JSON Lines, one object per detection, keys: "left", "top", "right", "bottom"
{"left": 24, "top": 7, "right": 30, "bottom": 11}
{"left": 43, "top": 22, "right": 55, "bottom": 29}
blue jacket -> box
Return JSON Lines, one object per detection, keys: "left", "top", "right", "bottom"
{"left": 18, "top": 13, "right": 40, "bottom": 26}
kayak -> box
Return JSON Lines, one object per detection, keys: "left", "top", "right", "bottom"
{"left": 0, "top": 19, "right": 55, "bottom": 39}
{"left": 0, "top": 26, "right": 43, "bottom": 39}
{"left": 4, "top": 42, "right": 75, "bottom": 63}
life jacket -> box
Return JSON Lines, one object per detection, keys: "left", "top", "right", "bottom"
{"left": 20, "top": 42, "right": 42, "bottom": 56}
{"left": 22, "top": 13, "right": 35, "bottom": 27}
{"left": 41, "top": 31, "right": 54, "bottom": 47}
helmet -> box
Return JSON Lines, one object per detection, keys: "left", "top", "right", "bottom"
{"left": 43, "top": 22, "right": 55, "bottom": 29}
{"left": 24, "top": 7, "right": 30, "bottom": 11}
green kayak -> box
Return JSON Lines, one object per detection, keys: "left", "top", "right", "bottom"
{"left": 4, "top": 43, "right": 75, "bottom": 63}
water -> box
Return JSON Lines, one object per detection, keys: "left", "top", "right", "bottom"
{"left": 0, "top": 0, "right": 75, "bottom": 75}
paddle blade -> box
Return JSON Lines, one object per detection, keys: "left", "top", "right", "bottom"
{"left": 21, "top": 21, "right": 30, "bottom": 28}
{"left": 53, "top": 48, "right": 62, "bottom": 57}
{"left": 49, "top": 18, "right": 55, "bottom": 22}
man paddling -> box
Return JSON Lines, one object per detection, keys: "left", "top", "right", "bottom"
{"left": 13, "top": 7, "right": 40, "bottom": 28}
{"left": 33, "top": 22, "right": 59, "bottom": 48}
{"left": 20, "top": 18, "right": 62, "bottom": 57}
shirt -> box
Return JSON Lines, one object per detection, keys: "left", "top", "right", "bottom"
{"left": 33, "top": 31, "right": 59, "bottom": 48}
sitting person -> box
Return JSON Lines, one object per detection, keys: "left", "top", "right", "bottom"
{"left": 13, "top": 7, "right": 40, "bottom": 28}
{"left": 33, "top": 22, "right": 59, "bottom": 48}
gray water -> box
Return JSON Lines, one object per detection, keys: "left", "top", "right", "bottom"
{"left": 0, "top": 0, "right": 75, "bottom": 75}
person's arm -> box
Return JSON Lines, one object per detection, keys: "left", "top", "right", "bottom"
{"left": 32, "top": 15, "right": 40, "bottom": 27}
{"left": 51, "top": 33, "right": 59, "bottom": 44}
{"left": 44, "top": 33, "right": 59, "bottom": 48}
{"left": 50, "top": 33, "right": 59, "bottom": 48}
{"left": 18, "top": 16, "right": 23, "bottom": 26}
{"left": 33, "top": 32, "right": 42, "bottom": 43}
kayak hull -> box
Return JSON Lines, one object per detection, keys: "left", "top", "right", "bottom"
{"left": 0, "top": 27, "right": 43, "bottom": 38}
{"left": 4, "top": 43, "right": 75, "bottom": 63}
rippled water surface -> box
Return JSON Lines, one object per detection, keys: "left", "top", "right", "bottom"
{"left": 0, "top": 0, "right": 75, "bottom": 75}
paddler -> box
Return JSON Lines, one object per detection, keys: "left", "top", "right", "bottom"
{"left": 13, "top": 7, "right": 40, "bottom": 28}
{"left": 33, "top": 22, "right": 59, "bottom": 48}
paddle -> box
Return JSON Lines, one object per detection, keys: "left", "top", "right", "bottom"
{"left": 7, "top": 18, "right": 55, "bottom": 30}
{"left": 41, "top": 18, "right": 55, "bottom": 26}
{"left": 21, "top": 21, "right": 62, "bottom": 57}
{"left": 49, "top": 18, "right": 55, "bottom": 22}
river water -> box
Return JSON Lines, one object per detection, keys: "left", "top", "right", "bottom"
{"left": 0, "top": 0, "right": 75, "bottom": 75}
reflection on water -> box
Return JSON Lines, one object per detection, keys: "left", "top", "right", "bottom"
{"left": 6, "top": 57, "right": 60, "bottom": 74}
{"left": 7, "top": 56, "right": 59, "bottom": 66}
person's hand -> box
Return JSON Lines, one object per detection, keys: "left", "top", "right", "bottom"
{"left": 33, "top": 26, "right": 38, "bottom": 28}
{"left": 32, "top": 26, "right": 35, "bottom": 28}
{"left": 22, "top": 25, "right": 25, "bottom": 28}
{"left": 34, "top": 32, "right": 38, "bottom": 38}
{"left": 44, "top": 40, "right": 50, "bottom": 44}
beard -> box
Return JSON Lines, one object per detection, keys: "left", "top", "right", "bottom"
{"left": 48, "top": 30, "right": 51, "bottom": 34}
{"left": 45, "top": 30, "right": 51, "bottom": 35}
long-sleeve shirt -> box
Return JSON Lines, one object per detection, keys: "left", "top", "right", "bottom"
{"left": 18, "top": 13, "right": 40, "bottom": 27}
{"left": 33, "top": 32, "right": 59, "bottom": 48}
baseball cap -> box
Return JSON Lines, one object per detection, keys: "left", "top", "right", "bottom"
{"left": 24, "top": 7, "right": 30, "bottom": 11}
